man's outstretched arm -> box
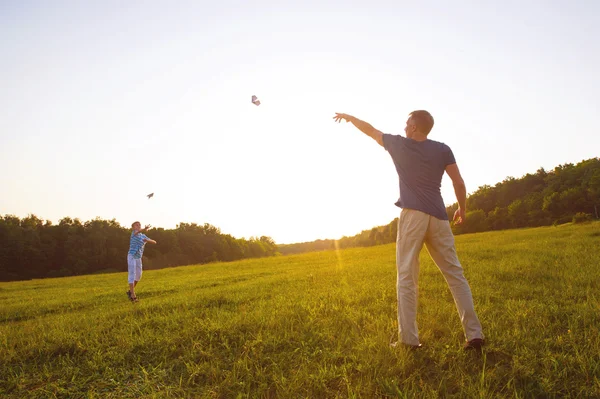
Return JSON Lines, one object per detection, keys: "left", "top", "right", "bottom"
{"left": 333, "top": 113, "right": 384, "bottom": 147}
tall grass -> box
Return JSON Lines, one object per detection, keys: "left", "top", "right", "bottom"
{"left": 1, "top": 222, "right": 599, "bottom": 398}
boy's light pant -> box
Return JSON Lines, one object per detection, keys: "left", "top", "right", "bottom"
{"left": 127, "top": 254, "right": 143, "bottom": 284}
{"left": 396, "top": 208, "right": 484, "bottom": 346}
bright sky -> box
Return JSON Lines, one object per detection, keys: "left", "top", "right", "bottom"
{"left": 1, "top": 1, "right": 599, "bottom": 244}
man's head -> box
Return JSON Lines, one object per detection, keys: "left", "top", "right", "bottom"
{"left": 131, "top": 221, "right": 141, "bottom": 232}
{"left": 404, "top": 110, "right": 434, "bottom": 139}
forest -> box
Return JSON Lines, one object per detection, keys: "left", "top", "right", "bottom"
{"left": 2, "top": 158, "right": 598, "bottom": 280}
{"left": 0, "top": 218, "right": 277, "bottom": 281}
{"left": 279, "top": 158, "right": 600, "bottom": 254}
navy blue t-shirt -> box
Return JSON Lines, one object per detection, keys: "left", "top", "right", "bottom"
{"left": 382, "top": 134, "right": 456, "bottom": 221}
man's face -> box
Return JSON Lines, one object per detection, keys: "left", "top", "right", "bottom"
{"left": 404, "top": 116, "right": 417, "bottom": 137}
{"left": 133, "top": 222, "right": 141, "bottom": 232}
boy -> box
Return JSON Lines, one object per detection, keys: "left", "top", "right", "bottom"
{"left": 127, "top": 221, "right": 157, "bottom": 302}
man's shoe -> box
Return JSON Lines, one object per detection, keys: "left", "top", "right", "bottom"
{"left": 390, "top": 341, "right": 423, "bottom": 350}
{"left": 464, "top": 338, "right": 484, "bottom": 351}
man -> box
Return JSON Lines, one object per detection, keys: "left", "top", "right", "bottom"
{"left": 127, "top": 221, "right": 157, "bottom": 302}
{"left": 333, "top": 110, "right": 484, "bottom": 350}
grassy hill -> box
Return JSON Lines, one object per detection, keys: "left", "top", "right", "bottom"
{"left": 1, "top": 222, "right": 599, "bottom": 398}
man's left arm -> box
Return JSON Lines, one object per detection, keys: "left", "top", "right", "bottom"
{"left": 333, "top": 113, "right": 384, "bottom": 147}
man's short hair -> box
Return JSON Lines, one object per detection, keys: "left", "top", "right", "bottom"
{"left": 409, "top": 110, "right": 434, "bottom": 135}
{"left": 131, "top": 221, "right": 140, "bottom": 228}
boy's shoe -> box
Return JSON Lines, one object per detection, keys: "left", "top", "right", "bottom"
{"left": 464, "top": 338, "right": 484, "bottom": 351}
{"left": 126, "top": 291, "right": 138, "bottom": 302}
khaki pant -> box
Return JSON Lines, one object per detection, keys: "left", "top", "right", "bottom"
{"left": 396, "top": 208, "right": 484, "bottom": 345}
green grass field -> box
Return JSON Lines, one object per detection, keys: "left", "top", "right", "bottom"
{"left": 1, "top": 222, "right": 600, "bottom": 398}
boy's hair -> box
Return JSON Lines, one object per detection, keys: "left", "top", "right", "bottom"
{"left": 409, "top": 110, "right": 434, "bottom": 135}
{"left": 131, "top": 221, "right": 141, "bottom": 229}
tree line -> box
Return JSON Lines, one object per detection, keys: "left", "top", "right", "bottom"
{"left": 3, "top": 158, "right": 599, "bottom": 279}
{"left": 0, "top": 217, "right": 277, "bottom": 282}
{"left": 279, "top": 157, "right": 600, "bottom": 255}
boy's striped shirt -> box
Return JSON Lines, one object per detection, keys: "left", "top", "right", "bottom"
{"left": 128, "top": 232, "right": 149, "bottom": 259}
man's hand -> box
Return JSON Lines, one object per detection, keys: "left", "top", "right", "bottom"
{"left": 333, "top": 113, "right": 355, "bottom": 123}
{"left": 144, "top": 224, "right": 152, "bottom": 231}
{"left": 453, "top": 208, "right": 466, "bottom": 225}
{"left": 333, "top": 112, "right": 383, "bottom": 146}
